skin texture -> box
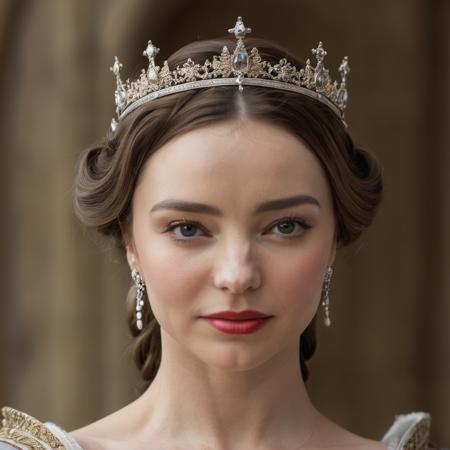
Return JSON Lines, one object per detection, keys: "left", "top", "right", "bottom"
{"left": 70, "top": 119, "right": 387, "bottom": 450}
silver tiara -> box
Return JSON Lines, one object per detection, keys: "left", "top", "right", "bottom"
{"left": 109, "top": 16, "right": 350, "bottom": 132}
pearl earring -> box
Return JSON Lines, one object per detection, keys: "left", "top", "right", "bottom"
{"left": 130, "top": 258, "right": 146, "bottom": 331}
{"left": 322, "top": 265, "right": 333, "bottom": 327}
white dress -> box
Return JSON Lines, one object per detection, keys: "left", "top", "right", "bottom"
{"left": 0, "top": 406, "right": 442, "bottom": 449}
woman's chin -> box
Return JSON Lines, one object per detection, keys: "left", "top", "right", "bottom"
{"left": 191, "top": 344, "right": 279, "bottom": 372}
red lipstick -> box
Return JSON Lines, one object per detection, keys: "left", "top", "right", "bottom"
{"left": 201, "top": 310, "right": 273, "bottom": 335}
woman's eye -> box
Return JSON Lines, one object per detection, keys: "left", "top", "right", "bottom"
{"left": 269, "top": 217, "right": 312, "bottom": 239}
{"left": 164, "top": 220, "right": 206, "bottom": 242}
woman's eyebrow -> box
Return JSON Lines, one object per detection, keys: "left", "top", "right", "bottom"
{"left": 150, "top": 194, "right": 321, "bottom": 216}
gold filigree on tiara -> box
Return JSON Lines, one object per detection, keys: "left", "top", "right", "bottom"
{"left": 109, "top": 16, "right": 350, "bottom": 132}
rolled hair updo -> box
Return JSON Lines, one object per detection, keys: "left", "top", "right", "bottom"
{"left": 73, "top": 36, "right": 383, "bottom": 394}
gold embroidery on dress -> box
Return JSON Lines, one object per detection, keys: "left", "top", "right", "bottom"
{"left": 0, "top": 406, "right": 65, "bottom": 449}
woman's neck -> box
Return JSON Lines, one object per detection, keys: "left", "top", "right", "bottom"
{"left": 133, "top": 331, "right": 320, "bottom": 449}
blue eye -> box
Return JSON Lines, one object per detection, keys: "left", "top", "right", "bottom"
{"left": 173, "top": 222, "right": 202, "bottom": 238}
{"left": 276, "top": 220, "right": 296, "bottom": 234}
{"left": 271, "top": 216, "right": 312, "bottom": 239}
{"left": 164, "top": 220, "right": 206, "bottom": 242}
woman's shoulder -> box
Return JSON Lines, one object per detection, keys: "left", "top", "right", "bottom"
{"left": 381, "top": 410, "right": 448, "bottom": 450}
{"left": 0, "top": 406, "right": 82, "bottom": 450}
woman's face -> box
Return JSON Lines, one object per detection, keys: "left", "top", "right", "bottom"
{"left": 125, "top": 119, "right": 336, "bottom": 370}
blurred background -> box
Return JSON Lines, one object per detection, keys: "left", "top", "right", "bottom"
{"left": 0, "top": 0, "right": 449, "bottom": 446}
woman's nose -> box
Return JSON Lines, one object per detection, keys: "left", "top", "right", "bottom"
{"left": 212, "top": 237, "right": 261, "bottom": 294}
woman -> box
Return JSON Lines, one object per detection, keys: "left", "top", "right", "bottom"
{"left": 0, "top": 17, "right": 444, "bottom": 450}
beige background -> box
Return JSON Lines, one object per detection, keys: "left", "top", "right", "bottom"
{"left": 0, "top": 0, "right": 449, "bottom": 446}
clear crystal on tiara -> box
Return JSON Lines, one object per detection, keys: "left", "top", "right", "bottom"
{"left": 115, "top": 85, "right": 127, "bottom": 108}
{"left": 339, "top": 56, "right": 350, "bottom": 80}
{"left": 337, "top": 56, "right": 350, "bottom": 109}
{"left": 143, "top": 40, "right": 160, "bottom": 84}
{"left": 235, "top": 22, "right": 246, "bottom": 37}
{"left": 109, "top": 16, "right": 350, "bottom": 130}
{"left": 228, "top": 16, "right": 252, "bottom": 39}
{"left": 232, "top": 42, "right": 249, "bottom": 73}
{"left": 337, "top": 87, "right": 348, "bottom": 108}
{"left": 312, "top": 41, "right": 327, "bottom": 63}
{"left": 314, "top": 68, "right": 328, "bottom": 88}
{"left": 312, "top": 42, "right": 331, "bottom": 90}
{"left": 111, "top": 56, "right": 122, "bottom": 76}
{"left": 147, "top": 67, "right": 158, "bottom": 83}
{"left": 229, "top": 17, "right": 251, "bottom": 87}
{"left": 143, "top": 40, "right": 159, "bottom": 59}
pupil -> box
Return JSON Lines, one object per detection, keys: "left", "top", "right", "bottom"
{"left": 181, "top": 224, "right": 197, "bottom": 237}
{"left": 278, "top": 221, "right": 294, "bottom": 234}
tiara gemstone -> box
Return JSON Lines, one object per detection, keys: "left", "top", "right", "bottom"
{"left": 339, "top": 56, "right": 350, "bottom": 79}
{"left": 312, "top": 42, "right": 327, "bottom": 62}
{"left": 147, "top": 67, "right": 158, "bottom": 83}
{"left": 115, "top": 85, "right": 127, "bottom": 108}
{"left": 314, "top": 68, "right": 328, "bottom": 88}
{"left": 111, "top": 57, "right": 122, "bottom": 76}
{"left": 143, "top": 40, "right": 160, "bottom": 84}
{"left": 143, "top": 40, "right": 159, "bottom": 59}
{"left": 235, "top": 22, "right": 246, "bottom": 38}
{"left": 228, "top": 16, "right": 252, "bottom": 39}
{"left": 337, "top": 87, "right": 348, "bottom": 107}
{"left": 232, "top": 47, "right": 249, "bottom": 72}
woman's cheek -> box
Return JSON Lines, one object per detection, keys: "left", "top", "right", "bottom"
{"left": 271, "top": 245, "right": 329, "bottom": 313}
{"left": 138, "top": 240, "right": 206, "bottom": 310}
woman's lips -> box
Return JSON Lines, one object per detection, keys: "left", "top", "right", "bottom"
{"left": 203, "top": 317, "right": 273, "bottom": 334}
{"left": 202, "top": 310, "right": 272, "bottom": 320}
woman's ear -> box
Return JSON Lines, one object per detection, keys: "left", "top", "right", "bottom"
{"left": 119, "top": 220, "right": 137, "bottom": 269}
{"left": 126, "top": 247, "right": 138, "bottom": 270}
{"left": 328, "top": 231, "right": 337, "bottom": 266}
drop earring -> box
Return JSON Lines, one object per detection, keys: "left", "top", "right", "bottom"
{"left": 130, "top": 259, "right": 146, "bottom": 331}
{"left": 322, "top": 265, "right": 333, "bottom": 327}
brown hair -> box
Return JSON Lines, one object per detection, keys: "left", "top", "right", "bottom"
{"left": 73, "top": 36, "right": 383, "bottom": 394}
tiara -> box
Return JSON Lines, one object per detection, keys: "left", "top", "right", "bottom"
{"left": 109, "top": 16, "right": 350, "bottom": 132}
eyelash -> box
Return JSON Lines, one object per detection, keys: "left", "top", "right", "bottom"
{"left": 163, "top": 215, "right": 312, "bottom": 244}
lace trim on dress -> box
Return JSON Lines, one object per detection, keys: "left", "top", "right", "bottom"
{"left": 381, "top": 411, "right": 432, "bottom": 450}
{"left": 44, "top": 423, "right": 83, "bottom": 450}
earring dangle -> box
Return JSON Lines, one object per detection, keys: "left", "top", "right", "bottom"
{"left": 131, "top": 268, "right": 146, "bottom": 330}
{"left": 322, "top": 266, "right": 333, "bottom": 327}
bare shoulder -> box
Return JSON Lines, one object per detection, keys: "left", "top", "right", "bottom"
{"left": 306, "top": 412, "right": 389, "bottom": 450}
{"left": 306, "top": 433, "right": 388, "bottom": 450}
{"left": 68, "top": 433, "right": 103, "bottom": 450}
{"left": 69, "top": 401, "right": 143, "bottom": 450}
{"left": 69, "top": 420, "right": 127, "bottom": 450}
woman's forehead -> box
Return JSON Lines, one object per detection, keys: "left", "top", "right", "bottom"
{"left": 143, "top": 120, "right": 325, "bottom": 183}
{"left": 135, "top": 120, "right": 332, "bottom": 212}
